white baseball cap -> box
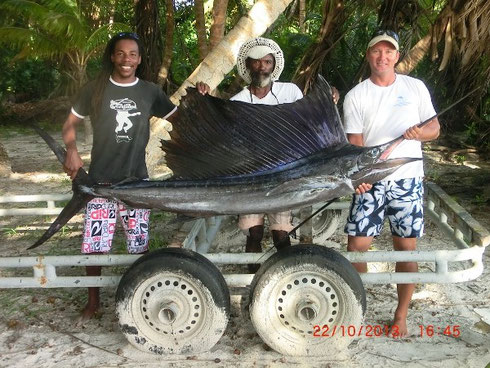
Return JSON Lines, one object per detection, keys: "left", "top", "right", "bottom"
{"left": 367, "top": 30, "right": 399, "bottom": 51}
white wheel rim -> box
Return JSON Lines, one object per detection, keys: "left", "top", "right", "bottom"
{"left": 250, "top": 264, "right": 363, "bottom": 355}
{"left": 267, "top": 270, "right": 345, "bottom": 336}
{"left": 136, "top": 273, "right": 206, "bottom": 337}
{"left": 120, "top": 270, "right": 228, "bottom": 353}
{"left": 312, "top": 209, "right": 342, "bottom": 240}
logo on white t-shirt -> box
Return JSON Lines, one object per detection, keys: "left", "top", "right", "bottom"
{"left": 394, "top": 95, "right": 410, "bottom": 107}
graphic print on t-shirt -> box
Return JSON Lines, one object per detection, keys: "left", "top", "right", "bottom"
{"left": 394, "top": 95, "right": 410, "bottom": 107}
{"left": 110, "top": 98, "right": 141, "bottom": 143}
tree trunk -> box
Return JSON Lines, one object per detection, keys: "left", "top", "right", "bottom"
{"left": 209, "top": 0, "right": 229, "bottom": 50}
{"left": 147, "top": 0, "right": 295, "bottom": 173}
{"left": 299, "top": 0, "right": 306, "bottom": 32}
{"left": 158, "top": 0, "right": 175, "bottom": 90}
{"left": 135, "top": 0, "right": 163, "bottom": 83}
{"left": 395, "top": 34, "right": 431, "bottom": 75}
{"left": 293, "top": 0, "right": 345, "bottom": 93}
{"left": 395, "top": 3, "right": 452, "bottom": 74}
{"left": 195, "top": 0, "right": 209, "bottom": 60}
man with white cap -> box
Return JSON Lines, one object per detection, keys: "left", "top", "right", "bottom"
{"left": 343, "top": 29, "right": 440, "bottom": 337}
{"left": 230, "top": 37, "right": 304, "bottom": 272}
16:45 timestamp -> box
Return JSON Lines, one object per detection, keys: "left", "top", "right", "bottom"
{"left": 419, "top": 325, "right": 460, "bottom": 337}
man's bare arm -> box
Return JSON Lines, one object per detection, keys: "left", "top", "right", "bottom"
{"left": 62, "top": 112, "right": 84, "bottom": 180}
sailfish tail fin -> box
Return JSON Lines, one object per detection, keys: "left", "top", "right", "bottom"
{"left": 28, "top": 124, "right": 95, "bottom": 249}
{"left": 28, "top": 183, "right": 93, "bottom": 249}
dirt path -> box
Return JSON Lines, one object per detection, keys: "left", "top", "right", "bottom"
{"left": 0, "top": 130, "right": 489, "bottom": 367}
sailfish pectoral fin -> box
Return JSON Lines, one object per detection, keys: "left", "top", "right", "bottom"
{"left": 351, "top": 157, "right": 422, "bottom": 187}
{"left": 266, "top": 176, "right": 343, "bottom": 197}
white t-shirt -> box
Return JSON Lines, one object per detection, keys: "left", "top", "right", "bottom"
{"left": 343, "top": 74, "right": 436, "bottom": 180}
{"left": 230, "top": 81, "right": 303, "bottom": 105}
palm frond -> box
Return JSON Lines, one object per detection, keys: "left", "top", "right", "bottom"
{"left": 0, "top": 27, "right": 73, "bottom": 60}
{"left": 85, "top": 23, "right": 132, "bottom": 54}
{"left": 0, "top": 0, "right": 50, "bottom": 20}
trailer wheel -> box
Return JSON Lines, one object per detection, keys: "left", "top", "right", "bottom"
{"left": 312, "top": 209, "right": 343, "bottom": 242}
{"left": 249, "top": 244, "right": 365, "bottom": 356}
{"left": 116, "top": 248, "right": 230, "bottom": 355}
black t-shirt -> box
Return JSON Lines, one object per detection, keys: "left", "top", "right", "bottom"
{"left": 72, "top": 77, "right": 176, "bottom": 183}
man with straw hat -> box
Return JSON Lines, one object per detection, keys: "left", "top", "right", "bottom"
{"left": 230, "top": 37, "right": 303, "bottom": 272}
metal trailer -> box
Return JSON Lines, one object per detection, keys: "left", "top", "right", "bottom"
{"left": 0, "top": 182, "right": 489, "bottom": 355}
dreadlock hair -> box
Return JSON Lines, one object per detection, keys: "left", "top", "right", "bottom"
{"left": 91, "top": 32, "right": 145, "bottom": 122}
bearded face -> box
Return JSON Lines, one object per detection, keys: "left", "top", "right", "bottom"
{"left": 246, "top": 54, "right": 275, "bottom": 87}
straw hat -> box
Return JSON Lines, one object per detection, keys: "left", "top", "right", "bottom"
{"left": 236, "top": 37, "right": 284, "bottom": 84}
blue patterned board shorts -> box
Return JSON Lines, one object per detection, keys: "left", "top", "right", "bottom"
{"left": 344, "top": 177, "right": 424, "bottom": 238}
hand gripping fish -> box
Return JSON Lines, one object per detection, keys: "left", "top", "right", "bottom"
{"left": 30, "top": 76, "right": 420, "bottom": 249}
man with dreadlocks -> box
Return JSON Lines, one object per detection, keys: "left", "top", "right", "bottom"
{"left": 61, "top": 32, "right": 207, "bottom": 323}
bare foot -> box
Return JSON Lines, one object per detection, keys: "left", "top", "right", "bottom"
{"left": 391, "top": 316, "right": 408, "bottom": 338}
{"left": 75, "top": 286, "right": 100, "bottom": 326}
{"left": 75, "top": 302, "right": 100, "bottom": 326}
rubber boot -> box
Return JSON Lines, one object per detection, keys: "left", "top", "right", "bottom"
{"left": 245, "top": 225, "right": 264, "bottom": 273}
{"left": 272, "top": 230, "right": 291, "bottom": 251}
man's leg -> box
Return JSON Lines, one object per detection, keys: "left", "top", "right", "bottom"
{"left": 268, "top": 211, "right": 293, "bottom": 251}
{"left": 78, "top": 198, "right": 118, "bottom": 324}
{"left": 119, "top": 204, "right": 150, "bottom": 254}
{"left": 245, "top": 225, "right": 264, "bottom": 273}
{"left": 239, "top": 214, "right": 265, "bottom": 273}
{"left": 78, "top": 264, "right": 102, "bottom": 324}
{"left": 347, "top": 235, "right": 374, "bottom": 273}
{"left": 392, "top": 236, "right": 417, "bottom": 337}
{"left": 385, "top": 177, "right": 423, "bottom": 337}
{"left": 271, "top": 230, "right": 290, "bottom": 250}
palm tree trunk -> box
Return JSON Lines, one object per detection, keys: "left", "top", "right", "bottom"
{"left": 209, "top": 0, "right": 229, "bottom": 50}
{"left": 395, "top": 3, "right": 451, "bottom": 75}
{"left": 158, "top": 0, "right": 175, "bottom": 90}
{"left": 293, "top": 0, "right": 345, "bottom": 93}
{"left": 135, "top": 0, "right": 163, "bottom": 83}
{"left": 195, "top": 0, "right": 209, "bottom": 60}
{"left": 299, "top": 0, "right": 306, "bottom": 32}
{"left": 171, "top": 0, "right": 295, "bottom": 102}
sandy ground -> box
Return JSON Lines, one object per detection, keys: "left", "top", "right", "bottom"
{"left": 0, "top": 130, "right": 489, "bottom": 368}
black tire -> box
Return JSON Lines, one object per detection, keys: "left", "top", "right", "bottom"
{"left": 249, "top": 244, "right": 366, "bottom": 356}
{"left": 116, "top": 248, "right": 230, "bottom": 355}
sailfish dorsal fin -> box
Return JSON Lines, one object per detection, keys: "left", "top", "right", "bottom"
{"left": 162, "top": 75, "right": 347, "bottom": 180}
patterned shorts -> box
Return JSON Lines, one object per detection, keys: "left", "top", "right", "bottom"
{"left": 238, "top": 211, "right": 293, "bottom": 234}
{"left": 344, "top": 177, "right": 424, "bottom": 238}
{"left": 82, "top": 198, "right": 150, "bottom": 254}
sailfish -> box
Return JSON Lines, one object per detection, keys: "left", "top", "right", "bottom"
{"left": 29, "top": 76, "right": 415, "bottom": 249}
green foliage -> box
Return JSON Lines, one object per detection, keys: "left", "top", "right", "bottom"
{"left": 0, "top": 49, "right": 60, "bottom": 102}
{"left": 0, "top": 0, "right": 133, "bottom": 97}
{"left": 464, "top": 121, "right": 479, "bottom": 143}
{"left": 472, "top": 194, "right": 487, "bottom": 207}
{"left": 169, "top": 3, "right": 203, "bottom": 86}
{"left": 454, "top": 154, "right": 466, "bottom": 164}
